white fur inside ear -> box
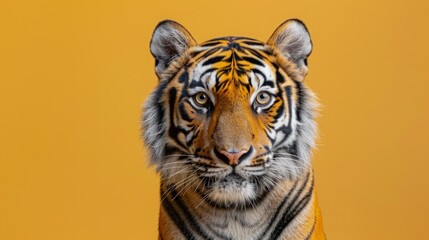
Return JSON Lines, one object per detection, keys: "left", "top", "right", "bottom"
{"left": 150, "top": 21, "right": 196, "bottom": 76}
{"left": 270, "top": 20, "right": 312, "bottom": 68}
{"left": 151, "top": 25, "right": 188, "bottom": 61}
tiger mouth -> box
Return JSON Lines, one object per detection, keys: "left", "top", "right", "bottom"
{"left": 198, "top": 172, "right": 260, "bottom": 206}
{"left": 218, "top": 172, "right": 247, "bottom": 186}
{"left": 201, "top": 171, "right": 253, "bottom": 190}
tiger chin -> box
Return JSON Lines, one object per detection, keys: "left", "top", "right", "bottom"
{"left": 142, "top": 19, "right": 326, "bottom": 240}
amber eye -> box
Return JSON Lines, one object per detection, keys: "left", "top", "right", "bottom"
{"left": 193, "top": 92, "right": 209, "bottom": 106}
{"left": 255, "top": 91, "right": 272, "bottom": 107}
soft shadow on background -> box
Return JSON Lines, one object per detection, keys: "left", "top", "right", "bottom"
{"left": 1, "top": 0, "right": 428, "bottom": 239}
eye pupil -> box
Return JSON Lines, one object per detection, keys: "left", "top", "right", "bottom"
{"left": 194, "top": 93, "right": 208, "bottom": 106}
{"left": 256, "top": 91, "right": 271, "bottom": 106}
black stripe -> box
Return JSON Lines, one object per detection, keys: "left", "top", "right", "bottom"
{"left": 170, "top": 188, "right": 215, "bottom": 240}
{"left": 152, "top": 81, "right": 168, "bottom": 127}
{"left": 285, "top": 86, "right": 293, "bottom": 119}
{"left": 276, "top": 69, "right": 285, "bottom": 83}
{"left": 256, "top": 177, "right": 301, "bottom": 240}
{"left": 231, "top": 36, "right": 258, "bottom": 41}
{"left": 178, "top": 70, "right": 189, "bottom": 83}
{"left": 246, "top": 48, "right": 268, "bottom": 60}
{"left": 290, "top": 177, "right": 314, "bottom": 220}
{"left": 161, "top": 190, "right": 197, "bottom": 240}
{"left": 202, "top": 56, "right": 225, "bottom": 66}
{"left": 196, "top": 47, "right": 222, "bottom": 61}
{"left": 164, "top": 145, "right": 187, "bottom": 156}
{"left": 241, "top": 40, "right": 265, "bottom": 46}
{"left": 189, "top": 80, "right": 206, "bottom": 89}
{"left": 166, "top": 64, "right": 185, "bottom": 84}
{"left": 241, "top": 56, "right": 265, "bottom": 66}
{"left": 203, "top": 36, "right": 229, "bottom": 42}
{"left": 274, "top": 98, "right": 285, "bottom": 120}
{"left": 167, "top": 88, "right": 188, "bottom": 150}
{"left": 252, "top": 69, "right": 267, "bottom": 81}
{"left": 295, "top": 81, "right": 305, "bottom": 122}
{"left": 167, "top": 87, "right": 177, "bottom": 134}
{"left": 262, "top": 81, "right": 275, "bottom": 88}
{"left": 178, "top": 102, "right": 192, "bottom": 122}
{"left": 268, "top": 174, "right": 313, "bottom": 240}
{"left": 201, "top": 41, "right": 223, "bottom": 47}
{"left": 199, "top": 68, "right": 216, "bottom": 82}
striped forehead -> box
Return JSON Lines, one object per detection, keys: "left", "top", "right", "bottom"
{"left": 189, "top": 37, "right": 276, "bottom": 94}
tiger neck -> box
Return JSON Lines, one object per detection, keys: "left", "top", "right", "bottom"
{"left": 159, "top": 170, "right": 325, "bottom": 240}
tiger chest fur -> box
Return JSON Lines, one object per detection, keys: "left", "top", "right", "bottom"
{"left": 143, "top": 19, "right": 326, "bottom": 240}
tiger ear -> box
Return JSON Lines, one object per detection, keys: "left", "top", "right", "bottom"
{"left": 267, "top": 19, "right": 312, "bottom": 78}
{"left": 150, "top": 20, "right": 197, "bottom": 77}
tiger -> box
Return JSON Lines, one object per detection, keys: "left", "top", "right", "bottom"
{"left": 142, "top": 19, "right": 326, "bottom": 240}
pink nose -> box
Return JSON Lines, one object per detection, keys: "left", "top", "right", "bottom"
{"left": 219, "top": 150, "right": 247, "bottom": 166}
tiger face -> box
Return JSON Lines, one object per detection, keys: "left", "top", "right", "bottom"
{"left": 143, "top": 20, "right": 317, "bottom": 207}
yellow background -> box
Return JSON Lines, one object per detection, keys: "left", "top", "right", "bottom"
{"left": 1, "top": 0, "right": 428, "bottom": 239}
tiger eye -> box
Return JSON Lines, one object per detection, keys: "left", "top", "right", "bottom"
{"left": 193, "top": 92, "right": 209, "bottom": 106}
{"left": 255, "top": 91, "right": 271, "bottom": 106}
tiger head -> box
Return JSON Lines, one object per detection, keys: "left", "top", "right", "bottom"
{"left": 143, "top": 19, "right": 317, "bottom": 207}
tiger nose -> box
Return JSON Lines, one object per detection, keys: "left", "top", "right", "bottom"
{"left": 214, "top": 147, "right": 252, "bottom": 166}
